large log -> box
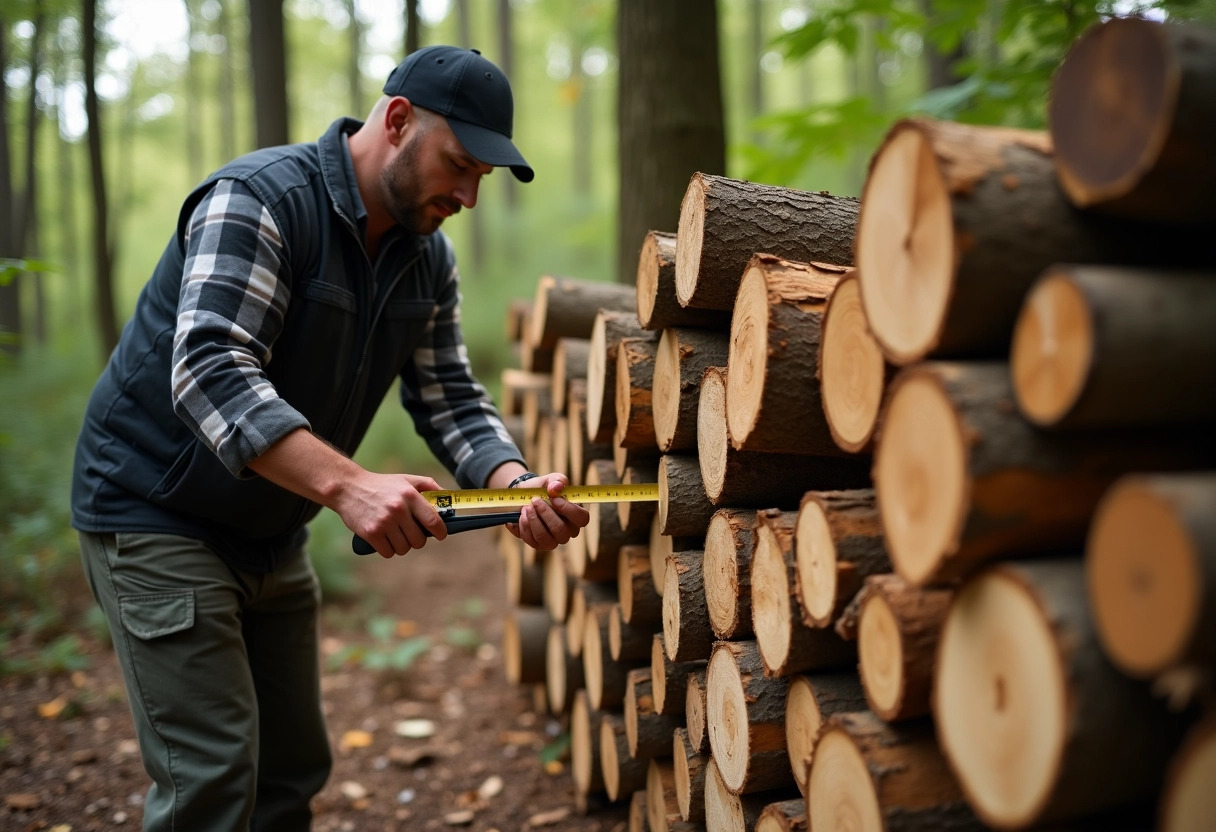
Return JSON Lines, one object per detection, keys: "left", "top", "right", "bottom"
{"left": 602, "top": 712, "right": 649, "bottom": 802}
{"left": 673, "top": 727, "right": 708, "bottom": 822}
{"left": 704, "top": 508, "right": 758, "bottom": 641}
{"left": 675, "top": 173, "right": 859, "bottom": 311}
{"left": 699, "top": 367, "right": 870, "bottom": 506}
{"left": 784, "top": 673, "right": 867, "bottom": 797}
{"left": 653, "top": 328, "right": 729, "bottom": 452}
{"left": 750, "top": 509, "right": 856, "bottom": 677}
{"left": 1160, "top": 716, "right": 1216, "bottom": 832}
{"left": 502, "top": 606, "right": 551, "bottom": 685}
{"left": 1011, "top": 265, "right": 1216, "bottom": 429}
{"left": 1086, "top": 473, "right": 1216, "bottom": 679}
{"left": 819, "top": 271, "right": 890, "bottom": 453}
{"left": 794, "top": 489, "right": 887, "bottom": 629}
{"left": 618, "top": 543, "right": 662, "bottom": 626}
{"left": 625, "top": 668, "right": 684, "bottom": 760}
{"left": 808, "top": 711, "right": 983, "bottom": 832}
{"left": 629, "top": 791, "right": 648, "bottom": 832}
{"left": 651, "top": 633, "right": 706, "bottom": 716}
{"left": 703, "top": 756, "right": 791, "bottom": 832}
{"left": 551, "top": 337, "right": 590, "bottom": 415}
{"left": 567, "top": 379, "right": 613, "bottom": 486}
{"left": 658, "top": 454, "right": 717, "bottom": 538}
{"left": 663, "top": 550, "right": 714, "bottom": 663}
{"left": 873, "top": 361, "right": 1215, "bottom": 586}
{"left": 706, "top": 639, "right": 793, "bottom": 794}
{"left": 587, "top": 310, "right": 659, "bottom": 444}
{"left": 616, "top": 337, "right": 660, "bottom": 449}
{"left": 531, "top": 274, "right": 637, "bottom": 350}
{"left": 725, "top": 255, "right": 852, "bottom": 457}
{"left": 637, "top": 229, "right": 729, "bottom": 331}
{"left": 585, "top": 459, "right": 646, "bottom": 571}
{"left": 611, "top": 601, "right": 655, "bottom": 663}
{"left": 1049, "top": 18, "right": 1216, "bottom": 224}
{"left": 855, "top": 117, "right": 1211, "bottom": 366}
{"left": 571, "top": 689, "right": 606, "bottom": 798}
{"left": 935, "top": 560, "right": 1191, "bottom": 829}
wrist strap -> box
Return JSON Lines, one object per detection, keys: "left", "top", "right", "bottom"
{"left": 507, "top": 471, "right": 539, "bottom": 489}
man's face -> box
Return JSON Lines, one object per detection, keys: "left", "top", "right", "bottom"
{"left": 380, "top": 117, "right": 493, "bottom": 235}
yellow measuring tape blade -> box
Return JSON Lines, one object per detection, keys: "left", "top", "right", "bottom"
{"left": 422, "top": 482, "right": 659, "bottom": 511}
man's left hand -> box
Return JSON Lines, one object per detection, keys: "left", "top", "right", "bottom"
{"left": 507, "top": 473, "right": 589, "bottom": 550}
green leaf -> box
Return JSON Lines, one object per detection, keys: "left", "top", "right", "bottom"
{"left": 367, "top": 615, "right": 397, "bottom": 643}
{"left": 539, "top": 732, "right": 570, "bottom": 765}
{"left": 388, "top": 636, "right": 431, "bottom": 671}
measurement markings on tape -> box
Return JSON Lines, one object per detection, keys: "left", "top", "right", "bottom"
{"left": 423, "top": 482, "right": 659, "bottom": 511}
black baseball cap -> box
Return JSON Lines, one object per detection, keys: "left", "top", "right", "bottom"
{"left": 383, "top": 45, "right": 534, "bottom": 183}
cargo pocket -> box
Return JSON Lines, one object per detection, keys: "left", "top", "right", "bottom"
{"left": 118, "top": 591, "right": 196, "bottom": 640}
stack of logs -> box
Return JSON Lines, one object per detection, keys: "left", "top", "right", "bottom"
{"left": 498, "top": 16, "right": 1216, "bottom": 832}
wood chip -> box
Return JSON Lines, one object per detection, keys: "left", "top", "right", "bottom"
{"left": 477, "top": 775, "right": 503, "bottom": 800}
{"left": 527, "top": 807, "right": 571, "bottom": 826}
{"left": 444, "top": 810, "right": 475, "bottom": 825}
{"left": 4, "top": 793, "right": 41, "bottom": 810}
{"left": 339, "top": 730, "right": 374, "bottom": 751}
{"left": 394, "top": 718, "right": 436, "bottom": 738}
{"left": 339, "top": 780, "right": 368, "bottom": 800}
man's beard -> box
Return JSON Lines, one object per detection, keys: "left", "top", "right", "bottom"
{"left": 381, "top": 134, "right": 460, "bottom": 235}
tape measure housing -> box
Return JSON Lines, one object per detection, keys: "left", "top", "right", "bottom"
{"left": 423, "top": 482, "right": 659, "bottom": 511}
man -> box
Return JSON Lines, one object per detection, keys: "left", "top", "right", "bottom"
{"left": 71, "top": 46, "right": 587, "bottom": 830}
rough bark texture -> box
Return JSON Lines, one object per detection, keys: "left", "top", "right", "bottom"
{"left": 663, "top": 551, "right": 713, "bottom": 663}
{"left": 637, "top": 230, "right": 729, "bottom": 331}
{"left": 794, "top": 489, "right": 888, "bottom": 629}
{"left": 654, "top": 328, "right": 729, "bottom": 452}
{"left": 616, "top": 337, "right": 659, "bottom": 449}
{"left": 625, "top": 669, "right": 685, "bottom": 760}
{"left": 707, "top": 640, "right": 793, "bottom": 794}
{"left": 673, "top": 727, "right": 708, "bottom": 822}
{"left": 756, "top": 800, "right": 807, "bottom": 832}
{"left": 531, "top": 275, "right": 637, "bottom": 349}
{"left": 601, "top": 712, "right": 649, "bottom": 802}
{"left": 658, "top": 454, "right": 717, "bottom": 537}
{"left": 651, "top": 633, "right": 706, "bottom": 716}
{"left": 646, "top": 758, "right": 680, "bottom": 832}
{"left": 611, "top": 602, "right": 656, "bottom": 663}
{"left": 618, "top": 544, "right": 662, "bottom": 626}
{"left": 587, "top": 311, "right": 659, "bottom": 444}
{"left": 784, "top": 673, "right": 868, "bottom": 797}
{"left": 705, "top": 509, "right": 758, "bottom": 641}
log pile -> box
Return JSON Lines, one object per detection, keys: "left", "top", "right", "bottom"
{"left": 493, "top": 16, "right": 1216, "bottom": 831}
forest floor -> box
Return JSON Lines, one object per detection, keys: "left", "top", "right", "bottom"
{"left": 0, "top": 528, "right": 628, "bottom": 832}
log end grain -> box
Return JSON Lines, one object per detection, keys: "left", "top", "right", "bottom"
{"left": 820, "top": 272, "right": 886, "bottom": 453}
{"left": 674, "top": 174, "right": 709, "bottom": 308}
{"left": 1011, "top": 268, "right": 1094, "bottom": 427}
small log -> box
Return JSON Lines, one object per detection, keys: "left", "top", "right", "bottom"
{"left": 567, "top": 379, "right": 613, "bottom": 485}
{"left": 585, "top": 459, "right": 646, "bottom": 572}
{"left": 663, "top": 550, "right": 714, "bottom": 663}
{"left": 585, "top": 604, "right": 638, "bottom": 710}
{"left": 819, "top": 271, "right": 891, "bottom": 453}
{"left": 673, "top": 728, "right": 708, "bottom": 822}
{"left": 618, "top": 543, "right": 663, "bottom": 626}
{"left": 542, "top": 547, "right": 575, "bottom": 622}
{"left": 752, "top": 509, "right": 856, "bottom": 677}
{"left": 653, "top": 328, "right": 729, "bottom": 452}
{"left": 502, "top": 606, "right": 551, "bottom": 685}
{"left": 725, "top": 255, "right": 855, "bottom": 457}
{"left": 551, "top": 337, "right": 590, "bottom": 415}
{"left": 935, "top": 560, "right": 1192, "bottom": 828}
{"left": 1050, "top": 18, "right": 1216, "bottom": 224}
{"left": 675, "top": 173, "right": 859, "bottom": 311}
{"left": 613, "top": 424, "right": 661, "bottom": 481}
{"left": 703, "top": 508, "right": 758, "bottom": 644}
{"left": 571, "top": 689, "right": 606, "bottom": 797}
{"left": 1011, "top": 265, "right": 1216, "bottom": 429}
{"left": 611, "top": 601, "right": 656, "bottom": 663}
{"left": 551, "top": 415, "right": 569, "bottom": 482}
{"left": 1160, "top": 716, "right": 1216, "bottom": 832}
{"left": 521, "top": 383, "right": 553, "bottom": 445}
{"left": 794, "top": 489, "right": 887, "bottom": 628}
{"left": 1087, "top": 473, "right": 1216, "bottom": 678}
{"left": 629, "top": 791, "right": 649, "bottom": 832}
{"left": 658, "top": 454, "right": 717, "bottom": 538}
{"left": 545, "top": 622, "right": 583, "bottom": 714}
{"left": 500, "top": 368, "right": 550, "bottom": 417}
{"left": 685, "top": 668, "right": 709, "bottom": 755}
{"left": 874, "top": 361, "right": 1216, "bottom": 586}
{"left": 625, "top": 668, "right": 684, "bottom": 760}
{"left": 566, "top": 580, "right": 617, "bottom": 657}
{"left": 637, "top": 229, "right": 729, "bottom": 331}
{"left": 706, "top": 639, "right": 793, "bottom": 794}
{"left": 854, "top": 574, "right": 953, "bottom": 722}
{"left": 566, "top": 524, "right": 610, "bottom": 583}
{"left": 808, "top": 712, "right": 983, "bottom": 832}
{"left": 649, "top": 507, "right": 705, "bottom": 598}
{"left": 755, "top": 800, "right": 807, "bottom": 832}
{"left": 616, "top": 337, "right": 659, "bottom": 449}
{"left": 785, "top": 673, "right": 867, "bottom": 797}
{"left": 602, "top": 712, "right": 649, "bottom": 802}
{"left": 646, "top": 758, "right": 680, "bottom": 832}
{"left": 703, "top": 757, "right": 784, "bottom": 832}
{"left": 531, "top": 274, "right": 637, "bottom": 350}
{"left": 619, "top": 463, "right": 659, "bottom": 534}
{"left": 505, "top": 540, "right": 545, "bottom": 607}
{"left": 587, "top": 310, "right": 659, "bottom": 444}
{"left": 651, "top": 633, "right": 706, "bottom": 716}
{"left": 855, "top": 117, "right": 1210, "bottom": 365}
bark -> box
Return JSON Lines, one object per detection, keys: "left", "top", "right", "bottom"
{"left": 404, "top": 0, "right": 421, "bottom": 54}
{"left": 248, "top": 0, "right": 290, "bottom": 148}
{"left": 653, "top": 328, "right": 728, "bottom": 452}
{"left": 615, "top": 338, "right": 658, "bottom": 448}
{"left": 625, "top": 669, "right": 683, "bottom": 760}
{"left": 662, "top": 551, "right": 712, "bottom": 663}
{"left": 531, "top": 275, "right": 638, "bottom": 349}
{"left": 657, "top": 454, "right": 716, "bottom": 538}
{"left": 609, "top": 602, "right": 653, "bottom": 663}
{"left": 784, "top": 673, "right": 867, "bottom": 797}
{"left": 636, "top": 230, "right": 727, "bottom": 331}
{"left": 673, "top": 728, "right": 707, "bottom": 822}
{"left": 618, "top": 544, "right": 662, "bottom": 626}
{"left": 793, "top": 489, "right": 887, "bottom": 629}
{"left": 601, "top": 712, "right": 648, "bottom": 801}
{"left": 650, "top": 633, "right": 705, "bottom": 716}
{"left": 646, "top": 759, "right": 679, "bottom": 832}
{"left": 83, "top": 0, "right": 118, "bottom": 357}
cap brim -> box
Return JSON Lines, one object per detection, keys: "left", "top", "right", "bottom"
{"left": 446, "top": 117, "right": 534, "bottom": 183}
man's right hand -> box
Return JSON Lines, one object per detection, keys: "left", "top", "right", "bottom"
{"left": 335, "top": 472, "right": 449, "bottom": 558}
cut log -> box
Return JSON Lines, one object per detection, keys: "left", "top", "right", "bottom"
{"left": 505, "top": 540, "right": 545, "bottom": 607}
{"left": 704, "top": 508, "right": 758, "bottom": 640}
{"left": 853, "top": 574, "right": 952, "bottom": 722}
{"left": 703, "top": 756, "right": 785, "bottom": 832}
{"left": 551, "top": 337, "right": 590, "bottom": 415}
{"left": 785, "top": 673, "right": 867, "bottom": 797}
{"left": 706, "top": 639, "right": 793, "bottom": 794}
{"left": 653, "top": 328, "right": 729, "bottom": 453}
{"left": 646, "top": 758, "right": 680, "bottom": 832}
{"left": 755, "top": 800, "right": 807, "bottom": 832}
{"left": 726, "top": 255, "right": 850, "bottom": 458}
{"left": 1050, "top": 18, "right": 1216, "bottom": 224}
{"left": 545, "top": 622, "right": 583, "bottom": 714}
{"left": 650, "top": 633, "right": 706, "bottom": 716}
{"left": 551, "top": 415, "right": 569, "bottom": 483}
{"left": 566, "top": 580, "right": 617, "bottom": 657}
{"left": 873, "top": 361, "right": 1215, "bottom": 587}
{"left": 506, "top": 297, "right": 532, "bottom": 343}
{"left": 648, "top": 511, "right": 704, "bottom": 598}
{"left": 587, "top": 310, "right": 659, "bottom": 444}
{"left": 611, "top": 602, "right": 656, "bottom": 663}
{"left": 685, "top": 668, "right": 709, "bottom": 755}
{"left": 619, "top": 463, "right": 659, "bottom": 534}
{"left": 1087, "top": 473, "right": 1216, "bottom": 678}
{"left": 935, "top": 560, "right": 1191, "bottom": 829}
{"left": 1161, "top": 716, "right": 1216, "bottom": 832}
{"left": 700, "top": 366, "right": 870, "bottom": 506}
{"left": 571, "top": 689, "right": 606, "bottom": 798}
{"left": 616, "top": 338, "right": 659, "bottom": 449}
{"left": 1011, "top": 265, "right": 1216, "bottom": 429}
{"left": 629, "top": 791, "right": 648, "bottom": 832}
{"left": 502, "top": 606, "right": 551, "bottom": 685}
{"left": 522, "top": 386, "right": 553, "bottom": 449}
{"left": 675, "top": 173, "right": 859, "bottom": 311}
{"left": 567, "top": 523, "right": 612, "bottom": 583}
{"left": 673, "top": 727, "right": 707, "bottom": 822}
{"left": 751, "top": 508, "right": 856, "bottom": 677}
{"left": 663, "top": 551, "right": 714, "bottom": 663}
{"left": 637, "top": 229, "right": 729, "bottom": 331}
{"left": 501, "top": 368, "right": 551, "bottom": 417}
{"left": 820, "top": 271, "right": 890, "bottom": 453}
{"left": 543, "top": 547, "right": 575, "bottom": 622}
{"left": 618, "top": 543, "right": 663, "bottom": 626}
{"left": 808, "top": 711, "right": 983, "bottom": 832}
{"left": 658, "top": 454, "right": 717, "bottom": 538}
{"left": 794, "top": 489, "right": 887, "bottom": 628}
{"left": 586, "top": 459, "right": 646, "bottom": 572}
{"left": 625, "top": 668, "right": 684, "bottom": 760}
{"left": 855, "top": 117, "right": 1211, "bottom": 365}
{"left": 613, "top": 424, "right": 661, "bottom": 482}
{"left": 567, "top": 379, "right": 613, "bottom": 486}
{"left": 531, "top": 274, "right": 637, "bottom": 350}
{"left": 602, "top": 712, "right": 649, "bottom": 802}
{"left": 585, "top": 604, "right": 637, "bottom": 710}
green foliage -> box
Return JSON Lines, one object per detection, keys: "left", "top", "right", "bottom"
{"left": 0, "top": 633, "right": 91, "bottom": 677}
{"left": 0, "top": 258, "right": 55, "bottom": 286}
{"left": 325, "top": 614, "right": 432, "bottom": 673}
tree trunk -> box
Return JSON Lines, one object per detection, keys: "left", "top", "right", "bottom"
{"left": 636, "top": 230, "right": 726, "bottom": 331}
{"left": 566, "top": 580, "right": 616, "bottom": 657}
{"left": 543, "top": 547, "right": 575, "bottom": 622}
{"left": 571, "top": 690, "right": 606, "bottom": 798}
{"left": 819, "top": 272, "right": 891, "bottom": 453}
{"left": 662, "top": 550, "right": 712, "bottom": 663}
{"left": 346, "top": 0, "right": 363, "bottom": 117}
{"left": 51, "top": 41, "right": 80, "bottom": 305}
{"left": 83, "top": 0, "right": 118, "bottom": 357}
{"left": 609, "top": 601, "right": 653, "bottom": 662}
{"left": 217, "top": 0, "right": 238, "bottom": 160}
{"left": 249, "top": 0, "right": 290, "bottom": 148}
{"left": 1011, "top": 265, "right": 1216, "bottom": 429}
{"left": 653, "top": 327, "right": 728, "bottom": 452}
{"left": 613, "top": 425, "right": 658, "bottom": 480}
{"left": 624, "top": 668, "right": 683, "bottom": 759}
{"left": 704, "top": 508, "right": 758, "bottom": 641}
{"left": 784, "top": 673, "right": 866, "bottom": 797}
{"left": 650, "top": 634, "right": 703, "bottom": 716}
{"left": 584, "top": 605, "right": 636, "bottom": 710}
{"left": 648, "top": 509, "right": 703, "bottom": 597}
{"left": 496, "top": 0, "right": 517, "bottom": 210}
{"left": 601, "top": 712, "right": 648, "bottom": 801}
{"left": 793, "top": 489, "right": 887, "bottom": 629}
{"left": 184, "top": 0, "right": 204, "bottom": 184}
{"left": 18, "top": 6, "right": 44, "bottom": 345}
{"left": 404, "top": 0, "right": 422, "bottom": 55}
{"left": 675, "top": 174, "right": 859, "bottom": 311}
{"left": 618, "top": 543, "right": 661, "bottom": 626}
{"left": 586, "top": 310, "right": 658, "bottom": 444}
{"left": 503, "top": 606, "right": 550, "bottom": 684}
{"left": 657, "top": 454, "right": 716, "bottom": 538}
{"left": 617, "top": 0, "right": 726, "bottom": 284}
{"left": 1050, "top": 19, "right": 1216, "bottom": 224}
{"left": 615, "top": 338, "right": 658, "bottom": 449}
{"left": 706, "top": 640, "right": 793, "bottom": 794}
{"left": 673, "top": 727, "right": 707, "bottom": 822}
{"left": 505, "top": 541, "right": 544, "bottom": 606}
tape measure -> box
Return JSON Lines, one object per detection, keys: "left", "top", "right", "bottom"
{"left": 421, "top": 482, "right": 659, "bottom": 511}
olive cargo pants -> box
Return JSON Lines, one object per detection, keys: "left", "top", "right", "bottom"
{"left": 79, "top": 532, "right": 332, "bottom": 831}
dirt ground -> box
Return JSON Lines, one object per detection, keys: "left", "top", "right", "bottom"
{"left": 0, "top": 528, "right": 627, "bottom": 831}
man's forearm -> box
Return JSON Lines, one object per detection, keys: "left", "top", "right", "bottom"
{"left": 487, "top": 461, "right": 531, "bottom": 490}
{"left": 246, "top": 427, "right": 364, "bottom": 510}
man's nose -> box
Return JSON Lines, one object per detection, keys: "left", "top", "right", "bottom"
{"left": 454, "top": 175, "right": 480, "bottom": 209}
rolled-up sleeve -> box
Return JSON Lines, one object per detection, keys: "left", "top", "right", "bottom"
{"left": 171, "top": 179, "right": 310, "bottom": 477}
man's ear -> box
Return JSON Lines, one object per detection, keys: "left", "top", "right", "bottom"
{"left": 383, "top": 97, "right": 414, "bottom": 147}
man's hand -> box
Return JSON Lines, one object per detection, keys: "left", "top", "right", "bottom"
{"left": 506, "top": 473, "right": 590, "bottom": 550}
{"left": 334, "top": 472, "right": 449, "bottom": 559}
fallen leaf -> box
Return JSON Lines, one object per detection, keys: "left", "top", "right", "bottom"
{"left": 37, "top": 696, "right": 68, "bottom": 719}
{"left": 71, "top": 749, "right": 98, "bottom": 765}
{"left": 527, "top": 807, "right": 570, "bottom": 826}
{"left": 339, "top": 781, "right": 368, "bottom": 801}
{"left": 477, "top": 775, "right": 503, "bottom": 800}
{"left": 543, "top": 760, "right": 563, "bottom": 776}
{"left": 396, "top": 620, "right": 418, "bottom": 637}
{"left": 71, "top": 671, "right": 88, "bottom": 688}
{"left": 444, "top": 810, "right": 475, "bottom": 826}
{"left": 496, "top": 729, "right": 539, "bottom": 747}
{"left": 4, "top": 793, "right": 42, "bottom": 809}
{"left": 339, "top": 730, "right": 374, "bottom": 751}
{"left": 394, "top": 718, "right": 435, "bottom": 739}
